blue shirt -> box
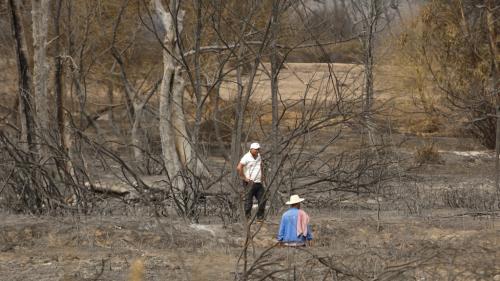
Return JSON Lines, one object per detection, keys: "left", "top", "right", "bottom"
{"left": 277, "top": 208, "right": 312, "bottom": 243}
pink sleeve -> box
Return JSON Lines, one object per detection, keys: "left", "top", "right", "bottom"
{"left": 297, "top": 209, "right": 310, "bottom": 237}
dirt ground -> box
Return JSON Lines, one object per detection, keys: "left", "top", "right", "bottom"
{"left": 0, "top": 208, "right": 498, "bottom": 281}
{"left": 1, "top": 141, "right": 499, "bottom": 280}
{"left": 2, "top": 131, "right": 498, "bottom": 280}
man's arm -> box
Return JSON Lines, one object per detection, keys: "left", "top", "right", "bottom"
{"left": 277, "top": 216, "right": 285, "bottom": 241}
{"left": 236, "top": 162, "right": 248, "bottom": 182}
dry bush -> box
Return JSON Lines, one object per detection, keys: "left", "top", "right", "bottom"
{"left": 396, "top": 182, "right": 499, "bottom": 213}
{"left": 441, "top": 186, "right": 497, "bottom": 211}
{"left": 397, "top": 0, "right": 497, "bottom": 148}
{"left": 407, "top": 116, "right": 441, "bottom": 135}
{"left": 392, "top": 184, "right": 442, "bottom": 215}
{"left": 201, "top": 193, "right": 239, "bottom": 225}
{"left": 244, "top": 241, "right": 444, "bottom": 280}
{"left": 414, "top": 143, "right": 442, "bottom": 165}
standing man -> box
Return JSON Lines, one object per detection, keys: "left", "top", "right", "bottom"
{"left": 237, "top": 142, "right": 266, "bottom": 222}
{"left": 277, "top": 194, "right": 313, "bottom": 246}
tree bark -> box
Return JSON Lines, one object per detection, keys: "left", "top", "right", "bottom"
{"left": 111, "top": 50, "right": 144, "bottom": 164}
{"left": 486, "top": 0, "right": 499, "bottom": 204}
{"left": 32, "top": 0, "right": 53, "bottom": 161}
{"left": 7, "top": 0, "right": 36, "bottom": 155}
{"left": 53, "top": 0, "right": 66, "bottom": 150}
{"left": 270, "top": 0, "right": 281, "bottom": 204}
{"left": 63, "top": 0, "right": 93, "bottom": 180}
{"left": 191, "top": 0, "right": 203, "bottom": 151}
{"left": 65, "top": 1, "right": 100, "bottom": 134}
{"left": 154, "top": 0, "right": 210, "bottom": 182}
{"left": 105, "top": 80, "right": 118, "bottom": 133}
{"left": 171, "top": 70, "right": 190, "bottom": 166}
{"left": 363, "top": 0, "right": 377, "bottom": 123}
{"left": 158, "top": 36, "right": 182, "bottom": 181}
{"left": 352, "top": 0, "right": 380, "bottom": 145}
{"left": 230, "top": 48, "right": 245, "bottom": 189}
{"left": 154, "top": 0, "right": 187, "bottom": 186}
{"left": 131, "top": 104, "right": 144, "bottom": 163}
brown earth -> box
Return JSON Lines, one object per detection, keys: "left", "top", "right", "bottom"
{"left": 1, "top": 62, "right": 499, "bottom": 280}
{"left": 0, "top": 209, "right": 498, "bottom": 280}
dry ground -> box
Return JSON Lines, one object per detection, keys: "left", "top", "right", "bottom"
{"left": 1, "top": 144, "right": 499, "bottom": 280}
{"left": 1, "top": 63, "right": 499, "bottom": 280}
{"left": 0, "top": 209, "right": 498, "bottom": 281}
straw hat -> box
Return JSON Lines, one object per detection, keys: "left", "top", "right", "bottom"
{"left": 285, "top": 194, "right": 305, "bottom": 205}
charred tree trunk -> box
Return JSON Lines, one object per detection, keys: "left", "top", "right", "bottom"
{"left": 6, "top": 0, "right": 43, "bottom": 211}
{"left": 7, "top": 0, "right": 36, "bottom": 155}
{"left": 486, "top": 0, "right": 500, "bottom": 204}
{"left": 53, "top": 0, "right": 66, "bottom": 150}
{"left": 269, "top": 0, "right": 281, "bottom": 207}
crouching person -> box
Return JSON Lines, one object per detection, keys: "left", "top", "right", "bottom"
{"left": 277, "top": 195, "right": 312, "bottom": 247}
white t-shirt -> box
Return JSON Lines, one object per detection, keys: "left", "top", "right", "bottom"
{"left": 240, "top": 152, "right": 262, "bottom": 183}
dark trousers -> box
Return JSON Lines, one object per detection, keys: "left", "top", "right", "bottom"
{"left": 244, "top": 182, "right": 266, "bottom": 220}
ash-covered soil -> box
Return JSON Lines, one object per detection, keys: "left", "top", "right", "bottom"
{"left": 0, "top": 208, "right": 498, "bottom": 281}
{"left": 1, "top": 141, "right": 499, "bottom": 281}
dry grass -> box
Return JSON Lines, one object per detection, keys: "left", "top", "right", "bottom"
{"left": 406, "top": 116, "right": 441, "bottom": 135}
{"left": 414, "top": 142, "right": 443, "bottom": 164}
{"left": 128, "top": 258, "right": 145, "bottom": 281}
{"left": 0, "top": 206, "right": 498, "bottom": 280}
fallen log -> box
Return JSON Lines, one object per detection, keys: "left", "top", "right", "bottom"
{"left": 84, "top": 181, "right": 133, "bottom": 195}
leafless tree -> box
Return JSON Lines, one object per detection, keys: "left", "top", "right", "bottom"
{"left": 484, "top": 0, "right": 500, "bottom": 204}
{"left": 32, "top": 0, "right": 53, "bottom": 162}
{"left": 6, "top": 0, "right": 36, "bottom": 155}
{"left": 1, "top": 0, "right": 404, "bottom": 221}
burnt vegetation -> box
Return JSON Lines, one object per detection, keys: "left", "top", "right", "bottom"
{"left": 0, "top": 0, "right": 498, "bottom": 280}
